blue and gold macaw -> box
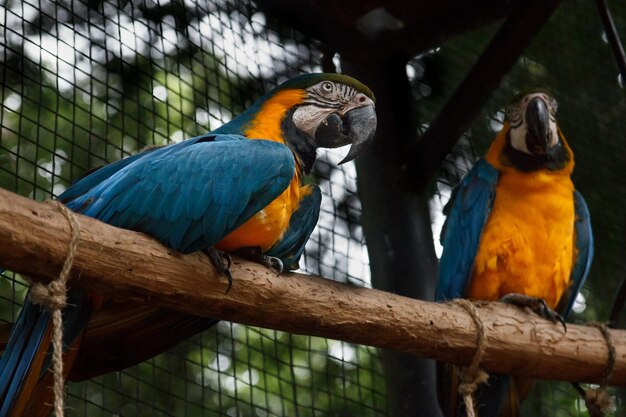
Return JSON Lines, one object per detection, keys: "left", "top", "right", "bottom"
{"left": 436, "top": 91, "right": 593, "bottom": 417}
{"left": 0, "top": 73, "right": 376, "bottom": 417}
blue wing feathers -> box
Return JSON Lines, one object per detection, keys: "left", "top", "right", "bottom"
{"left": 58, "top": 133, "right": 216, "bottom": 204}
{"left": 561, "top": 190, "right": 593, "bottom": 318}
{"left": 436, "top": 159, "right": 498, "bottom": 301}
{"left": 435, "top": 159, "right": 504, "bottom": 417}
{"left": 63, "top": 135, "right": 295, "bottom": 254}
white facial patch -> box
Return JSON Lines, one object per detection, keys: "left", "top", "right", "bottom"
{"left": 509, "top": 123, "right": 530, "bottom": 154}
{"left": 508, "top": 93, "right": 559, "bottom": 155}
{"left": 292, "top": 81, "right": 373, "bottom": 139}
{"left": 292, "top": 104, "right": 336, "bottom": 138}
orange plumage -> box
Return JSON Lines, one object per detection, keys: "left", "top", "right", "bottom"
{"left": 467, "top": 122, "right": 576, "bottom": 309}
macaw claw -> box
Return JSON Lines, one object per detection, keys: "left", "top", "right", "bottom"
{"left": 500, "top": 293, "right": 567, "bottom": 331}
{"left": 204, "top": 248, "right": 233, "bottom": 293}
{"left": 265, "top": 256, "right": 284, "bottom": 276}
{"left": 233, "top": 247, "right": 284, "bottom": 275}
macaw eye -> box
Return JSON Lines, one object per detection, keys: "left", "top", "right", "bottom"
{"left": 504, "top": 104, "right": 517, "bottom": 121}
{"left": 548, "top": 97, "right": 558, "bottom": 115}
{"left": 321, "top": 82, "right": 333, "bottom": 93}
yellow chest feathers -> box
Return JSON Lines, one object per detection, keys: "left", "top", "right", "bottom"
{"left": 468, "top": 170, "right": 576, "bottom": 308}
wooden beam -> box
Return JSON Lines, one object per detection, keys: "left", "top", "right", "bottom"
{"left": 595, "top": 0, "right": 626, "bottom": 84}
{"left": 409, "top": 0, "right": 562, "bottom": 187}
{"left": 0, "top": 187, "right": 624, "bottom": 386}
{"left": 257, "top": 0, "right": 510, "bottom": 60}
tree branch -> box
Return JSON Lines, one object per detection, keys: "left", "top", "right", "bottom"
{"left": 0, "top": 187, "right": 624, "bottom": 386}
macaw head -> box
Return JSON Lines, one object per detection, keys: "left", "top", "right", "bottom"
{"left": 220, "top": 73, "right": 377, "bottom": 174}
{"left": 500, "top": 90, "right": 571, "bottom": 172}
{"left": 279, "top": 73, "right": 376, "bottom": 165}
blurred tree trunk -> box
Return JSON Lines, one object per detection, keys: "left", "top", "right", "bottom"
{"left": 344, "top": 57, "right": 443, "bottom": 417}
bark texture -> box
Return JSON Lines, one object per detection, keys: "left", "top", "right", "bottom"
{"left": 0, "top": 187, "right": 624, "bottom": 386}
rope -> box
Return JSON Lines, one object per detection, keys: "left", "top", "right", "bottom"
{"left": 589, "top": 323, "right": 617, "bottom": 387}
{"left": 29, "top": 201, "right": 81, "bottom": 417}
{"left": 453, "top": 299, "right": 490, "bottom": 417}
{"left": 575, "top": 322, "right": 616, "bottom": 417}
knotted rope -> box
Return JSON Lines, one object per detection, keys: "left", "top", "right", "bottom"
{"left": 28, "top": 201, "right": 80, "bottom": 417}
{"left": 573, "top": 322, "right": 616, "bottom": 417}
{"left": 453, "top": 299, "right": 489, "bottom": 417}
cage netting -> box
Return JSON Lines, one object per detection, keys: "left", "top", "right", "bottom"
{"left": 1, "top": 0, "right": 625, "bottom": 416}
{"left": 0, "top": 1, "right": 385, "bottom": 416}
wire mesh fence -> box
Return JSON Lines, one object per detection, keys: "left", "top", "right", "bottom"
{"left": 1, "top": 0, "right": 625, "bottom": 416}
{"left": 0, "top": 1, "right": 385, "bottom": 416}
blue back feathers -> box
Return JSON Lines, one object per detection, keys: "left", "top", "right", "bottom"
{"left": 60, "top": 134, "right": 296, "bottom": 253}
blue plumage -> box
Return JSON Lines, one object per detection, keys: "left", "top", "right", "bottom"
{"left": 436, "top": 159, "right": 498, "bottom": 301}
{"left": 0, "top": 299, "right": 50, "bottom": 416}
{"left": 434, "top": 160, "right": 512, "bottom": 417}
{"left": 560, "top": 190, "right": 594, "bottom": 318}
{"left": 0, "top": 134, "right": 303, "bottom": 417}
{"left": 63, "top": 134, "right": 296, "bottom": 253}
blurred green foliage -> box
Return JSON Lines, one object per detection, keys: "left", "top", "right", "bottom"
{"left": 69, "top": 325, "right": 386, "bottom": 416}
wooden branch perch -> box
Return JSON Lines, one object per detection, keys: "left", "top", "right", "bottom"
{"left": 0, "top": 187, "right": 624, "bottom": 386}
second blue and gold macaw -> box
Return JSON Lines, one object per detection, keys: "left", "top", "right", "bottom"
{"left": 436, "top": 91, "right": 593, "bottom": 417}
{"left": 0, "top": 73, "right": 377, "bottom": 417}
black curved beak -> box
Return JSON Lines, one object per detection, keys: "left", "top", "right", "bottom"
{"left": 314, "top": 104, "right": 377, "bottom": 164}
{"left": 525, "top": 97, "right": 551, "bottom": 154}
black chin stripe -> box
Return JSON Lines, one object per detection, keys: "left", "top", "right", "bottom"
{"left": 305, "top": 97, "right": 342, "bottom": 108}
{"left": 281, "top": 108, "right": 316, "bottom": 174}
{"left": 307, "top": 84, "right": 357, "bottom": 107}
{"left": 501, "top": 132, "right": 570, "bottom": 172}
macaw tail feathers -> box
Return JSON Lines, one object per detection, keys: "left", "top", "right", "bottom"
{"left": 70, "top": 302, "right": 218, "bottom": 381}
{"left": 438, "top": 363, "right": 515, "bottom": 417}
{"left": 0, "top": 288, "right": 92, "bottom": 417}
{"left": 0, "top": 297, "right": 52, "bottom": 417}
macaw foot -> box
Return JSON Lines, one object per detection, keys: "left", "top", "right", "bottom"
{"left": 203, "top": 248, "right": 233, "bottom": 293}
{"left": 233, "top": 247, "right": 284, "bottom": 275}
{"left": 500, "top": 293, "right": 567, "bottom": 331}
